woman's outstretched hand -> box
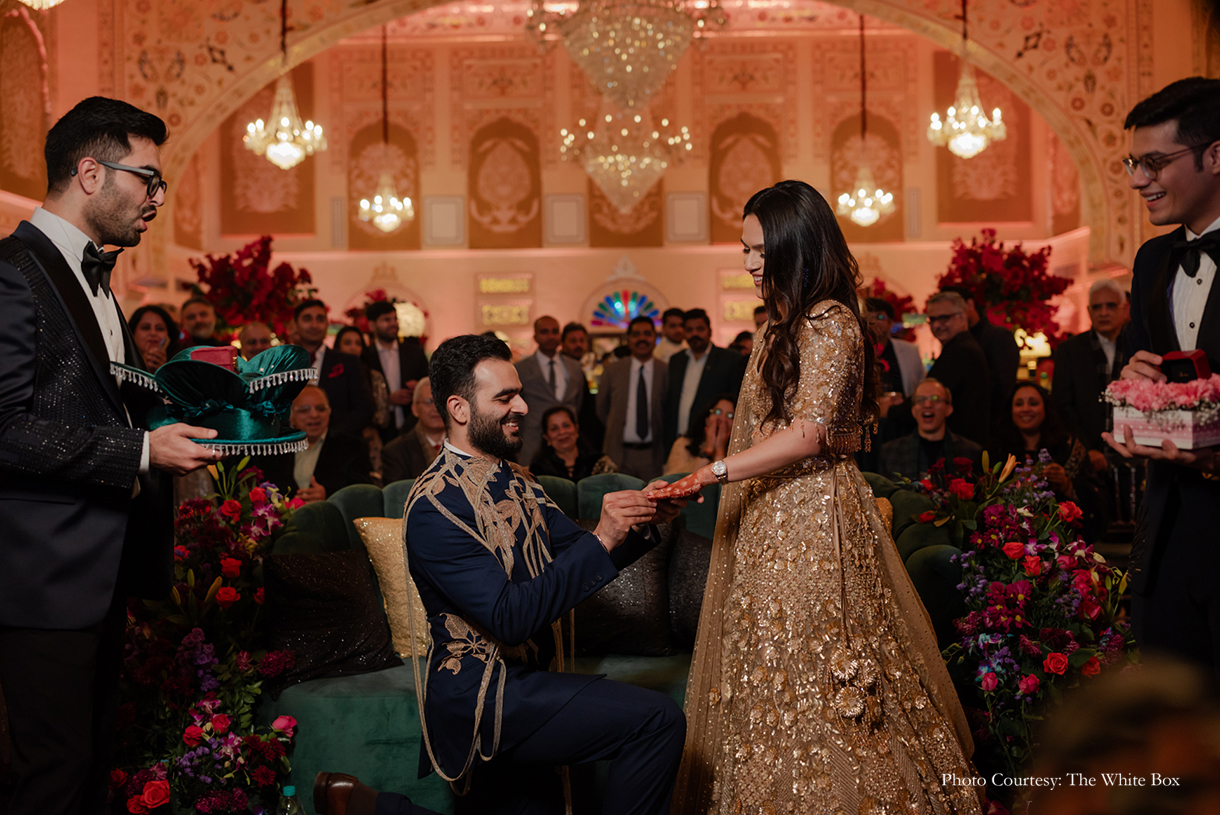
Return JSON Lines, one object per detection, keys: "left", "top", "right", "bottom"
{"left": 647, "top": 466, "right": 716, "bottom": 500}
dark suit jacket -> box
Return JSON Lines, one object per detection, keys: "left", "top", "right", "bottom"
{"left": 380, "top": 424, "right": 441, "bottom": 485}
{"left": 319, "top": 348, "right": 375, "bottom": 438}
{"left": 596, "top": 356, "right": 668, "bottom": 475}
{"left": 661, "top": 345, "right": 748, "bottom": 451}
{"left": 252, "top": 431, "right": 373, "bottom": 499}
{"left": 926, "top": 331, "right": 991, "bottom": 447}
{"left": 1052, "top": 327, "right": 1127, "bottom": 450}
{"left": 362, "top": 337, "right": 429, "bottom": 437}
{"left": 0, "top": 221, "right": 171, "bottom": 629}
{"left": 1125, "top": 227, "right": 1220, "bottom": 594}
{"left": 405, "top": 450, "right": 657, "bottom": 779}
{"left": 514, "top": 352, "right": 586, "bottom": 466}
{"left": 970, "top": 316, "right": 1020, "bottom": 414}
{"left": 877, "top": 430, "right": 984, "bottom": 482}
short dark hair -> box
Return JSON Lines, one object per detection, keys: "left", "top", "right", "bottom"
{"left": 733, "top": 330, "right": 754, "bottom": 344}
{"left": 1125, "top": 78, "right": 1220, "bottom": 168}
{"left": 181, "top": 295, "right": 214, "bottom": 313}
{"left": 365, "top": 301, "right": 396, "bottom": 322}
{"left": 45, "top": 97, "right": 168, "bottom": 195}
{"left": 683, "top": 308, "right": 710, "bottom": 327}
{"left": 753, "top": 305, "right": 767, "bottom": 317}
{"left": 627, "top": 315, "right": 656, "bottom": 333}
{"left": 939, "top": 285, "right": 977, "bottom": 308}
{"left": 561, "top": 322, "right": 587, "bottom": 341}
{"left": 864, "top": 297, "right": 895, "bottom": 320}
{"left": 662, "top": 307, "right": 685, "bottom": 323}
{"left": 429, "top": 334, "right": 512, "bottom": 429}
{"left": 294, "top": 298, "right": 327, "bottom": 321}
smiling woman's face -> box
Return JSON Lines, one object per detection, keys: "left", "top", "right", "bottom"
{"left": 741, "top": 214, "right": 765, "bottom": 297}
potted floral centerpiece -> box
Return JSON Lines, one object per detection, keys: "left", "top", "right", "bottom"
{"left": 1105, "top": 371, "right": 1220, "bottom": 449}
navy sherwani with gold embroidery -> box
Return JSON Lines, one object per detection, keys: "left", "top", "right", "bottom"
{"left": 404, "top": 446, "right": 656, "bottom": 782}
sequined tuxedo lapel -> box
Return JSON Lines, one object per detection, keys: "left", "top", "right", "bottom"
{"left": 12, "top": 221, "right": 125, "bottom": 416}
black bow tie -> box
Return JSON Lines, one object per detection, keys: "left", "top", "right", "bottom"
{"left": 81, "top": 243, "right": 121, "bottom": 297}
{"left": 1172, "top": 230, "right": 1220, "bottom": 278}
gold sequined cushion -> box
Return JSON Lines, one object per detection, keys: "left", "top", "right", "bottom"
{"left": 263, "top": 550, "right": 402, "bottom": 693}
{"left": 874, "top": 496, "right": 893, "bottom": 532}
{"left": 573, "top": 520, "right": 675, "bottom": 657}
{"left": 354, "top": 517, "right": 430, "bottom": 658}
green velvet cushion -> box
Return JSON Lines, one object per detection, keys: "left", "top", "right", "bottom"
{"left": 329, "top": 484, "right": 386, "bottom": 553}
{"left": 895, "top": 518, "right": 954, "bottom": 561}
{"left": 576, "top": 472, "right": 646, "bottom": 520}
{"left": 536, "top": 475, "right": 578, "bottom": 519}
{"left": 904, "top": 544, "right": 967, "bottom": 649}
{"left": 382, "top": 479, "right": 415, "bottom": 519}
{"left": 889, "top": 488, "right": 936, "bottom": 538}
{"left": 862, "top": 471, "right": 899, "bottom": 499}
{"left": 285, "top": 501, "right": 350, "bottom": 553}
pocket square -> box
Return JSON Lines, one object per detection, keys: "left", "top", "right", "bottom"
{"left": 328, "top": 363, "right": 345, "bottom": 378}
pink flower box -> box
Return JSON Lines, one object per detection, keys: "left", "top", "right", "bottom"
{"left": 1111, "top": 404, "right": 1220, "bottom": 450}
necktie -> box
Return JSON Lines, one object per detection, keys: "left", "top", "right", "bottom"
{"left": 81, "top": 243, "right": 122, "bottom": 297}
{"left": 636, "top": 364, "right": 649, "bottom": 441}
{"left": 1172, "top": 230, "right": 1220, "bottom": 278}
{"left": 548, "top": 358, "right": 558, "bottom": 398}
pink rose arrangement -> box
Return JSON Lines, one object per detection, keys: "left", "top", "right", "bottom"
{"left": 1105, "top": 374, "right": 1220, "bottom": 414}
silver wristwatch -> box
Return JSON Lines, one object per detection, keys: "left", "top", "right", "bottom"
{"left": 711, "top": 460, "right": 729, "bottom": 484}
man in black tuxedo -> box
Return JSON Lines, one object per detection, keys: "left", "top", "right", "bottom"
{"left": 362, "top": 300, "right": 429, "bottom": 442}
{"left": 295, "top": 298, "right": 375, "bottom": 438}
{"left": 0, "top": 97, "right": 219, "bottom": 815}
{"left": 923, "top": 291, "right": 991, "bottom": 448}
{"left": 940, "top": 284, "right": 1020, "bottom": 421}
{"left": 1105, "top": 78, "right": 1220, "bottom": 679}
{"left": 661, "top": 308, "right": 747, "bottom": 453}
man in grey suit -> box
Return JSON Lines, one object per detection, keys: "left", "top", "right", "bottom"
{"left": 515, "top": 315, "right": 586, "bottom": 466}
{"left": 661, "top": 308, "right": 747, "bottom": 453}
{"left": 598, "top": 316, "right": 668, "bottom": 481}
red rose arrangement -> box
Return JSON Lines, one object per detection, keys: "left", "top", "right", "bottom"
{"left": 189, "top": 235, "right": 316, "bottom": 341}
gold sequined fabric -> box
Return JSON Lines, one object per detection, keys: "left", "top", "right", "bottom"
{"left": 673, "top": 301, "right": 982, "bottom": 815}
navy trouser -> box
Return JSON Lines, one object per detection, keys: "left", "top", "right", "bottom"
{"left": 376, "top": 677, "right": 686, "bottom": 815}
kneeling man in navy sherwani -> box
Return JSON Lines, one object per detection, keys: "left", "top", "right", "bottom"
{"left": 314, "top": 333, "right": 688, "bottom": 815}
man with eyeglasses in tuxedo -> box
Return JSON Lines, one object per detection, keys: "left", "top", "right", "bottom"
{"left": 1105, "top": 78, "right": 1220, "bottom": 681}
{"left": 922, "top": 290, "right": 991, "bottom": 448}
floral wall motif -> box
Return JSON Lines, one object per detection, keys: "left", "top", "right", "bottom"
{"left": 219, "top": 63, "right": 316, "bottom": 236}
{"left": 832, "top": 116, "right": 904, "bottom": 242}
{"left": 588, "top": 180, "right": 663, "bottom": 248}
{"left": 934, "top": 52, "right": 1033, "bottom": 224}
{"left": 467, "top": 117, "right": 541, "bottom": 249}
{"left": 708, "top": 113, "right": 782, "bottom": 244}
{"left": 1049, "top": 131, "right": 1082, "bottom": 235}
{"left": 0, "top": 8, "right": 50, "bottom": 202}
{"left": 348, "top": 122, "right": 420, "bottom": 250}
{"left": 450, "top": 45, "right": 554, "bottom": 170}
{"left": 173, "top": 152, "right": 204, "bottom": 249}
{"left": 695, "top": 41, "right": 799, "bottom": 164}
{"left": 819, "top": 35, "right": 918, "bottom": 162}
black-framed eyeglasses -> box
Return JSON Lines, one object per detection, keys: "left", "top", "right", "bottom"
{"left": 926, "top": 312, "right": 963, "bottom": 325}
{"left": 73, "top": 160, "right": 168, "bottom": 199}
{"left": 1121, "top": 144, "right": 1211, "bottom": 180}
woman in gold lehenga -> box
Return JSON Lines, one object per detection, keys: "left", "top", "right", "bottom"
{"left": 654, "top": 181, "right": 983, "bottom": 814}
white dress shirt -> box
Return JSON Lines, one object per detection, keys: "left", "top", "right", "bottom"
{"left": 534, "top": 349, "right": 569, "bottom": 401}
{"left": 623, "top": 357, "right": 655, "bottom": 444}
{"left": 1170, "top": 215, "right": 1220, "bottom": 351}
{"left": 676, "top": 348, "right": 709, "bottom": 436}
{"left": 377, "top": 339, "right": 404, "bottom": 428}
{"left": 1098, "top": 333, "right": 1118, "bottom": 372}
{"left": 30, "top": 207, "right": 149, "bottom": 473}
{"left": 294, "top": 431, "right": 327, "bottom": 489}
{"left": 655, "top": 337, "right": 685, "bottom": 364}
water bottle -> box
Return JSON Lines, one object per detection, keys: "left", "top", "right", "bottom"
{"left": 277, "top": 785, "right": 303, "bottom": 815}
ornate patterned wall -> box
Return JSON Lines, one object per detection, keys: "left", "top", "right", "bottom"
{"left": 0, "top": 7, "right": 51, "bottom": 202}
{"left": 467, "top": 116, "right": 541, "bottom": 249}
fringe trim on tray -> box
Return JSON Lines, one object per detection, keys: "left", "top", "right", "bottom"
{"left": 110, "top": 363, "right": 163, "bottom": 394}
{"left": 199, "top": 439, "right": 308, "bottom": 456}
{"left": 248, "top": 368, "right": 318, "bottom": 392}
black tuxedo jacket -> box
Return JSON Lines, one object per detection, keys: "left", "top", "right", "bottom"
{"left": 361, "top": 337, "right": 429, "bottom": 435}
{"left": 1052, "top": 327, "right": 1127, "bottom": 450}
{"left": 253, "top": 431, "right": 373, "bottom": 499}
{"left": 318, "top": 349, "right": 375, "bottom": 438}
{"left": 0, "top": 221, "right": 172, "bottom": 629}
{"left": 1125, "top": 227, "right": 1220, "bottom": 593}
{"left": 926, "top": 331, "right": 991, "bottom": 447}
{"left": 661, "top": 345, "right": 748, "bottom": 452}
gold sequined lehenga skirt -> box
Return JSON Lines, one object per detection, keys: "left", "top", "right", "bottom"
{"left": 671, "top": 457, "right": 983, "bottom": 815}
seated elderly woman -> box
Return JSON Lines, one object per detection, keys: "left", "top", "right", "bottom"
{"left": 992, "top": 382, "right": 1110, "bottom": 540}
{"left": 529, "top": 405, "right": 616, "bottom": 482}
{"left": 663, "top": 394, "right": 736, "bottom": 476}
{"left": 127, "top": 304, "right": 179, "bottom": 373}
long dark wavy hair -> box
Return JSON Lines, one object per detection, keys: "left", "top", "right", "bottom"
{"left": 743, "top": 180, "right": 878, "bottom": 428}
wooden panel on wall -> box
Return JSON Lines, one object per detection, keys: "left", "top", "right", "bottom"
{"left": 219, "top": 63, "right": 317, "bottom": 237}
{"left": 467, "top": 117, "right": 542, "bottom": 249}
{"left": 832, "top": 114, "right": 904, "bottom": 243}
{"left": 588, "top": 180, "right": 663, "bottom": 248}
{"left": 0, "top": 11, "right": 49, "bottom": 201}
{"left": 934, "top": 52, "right": 1032, "bottom": 224}
{"left": 348, "top": 122, "right": 421, "bottom": 251}
{"left": 709, "top": 113, "right": 781, "bottom": 244}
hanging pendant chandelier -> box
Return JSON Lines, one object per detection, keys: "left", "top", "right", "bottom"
{"left": 358, "top": 26, "right": 413, "bottom": 233}
{"left": 243, "top": 0, "right": 327, "bottom": 170}
{"left": 837, "top": 15, "right": 895, "bottom": 228}
{"left": 927, "top": 0, "right": 1006, "bottom": 159}
{"left": 17, "top": 0, "right": 67, "bottom": 9}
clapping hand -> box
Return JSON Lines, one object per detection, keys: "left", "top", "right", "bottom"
{"left": 296, "top": 476, "right": 328, "bottom": 503}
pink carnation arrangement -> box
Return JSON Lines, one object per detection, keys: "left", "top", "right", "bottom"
{"left": 1104, "top": 375, "right": 1220, "bottom": 414}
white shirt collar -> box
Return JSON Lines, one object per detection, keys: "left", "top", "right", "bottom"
{"left": 535, "top": 348, "right": 560, "bottom": 367}
{"left": 631, "top": 356, "right": 654, "bottom": 371}
{"left": 444, "top": 439, "right": 474, "bottom": 458}
{"left": 1187, "top": 214, "right": 1220, "bottom": 241}
{"left": 30, "top": 208, "right": 104, "bottom": 286}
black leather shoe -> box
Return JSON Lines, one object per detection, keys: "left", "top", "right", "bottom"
{"left": 313, "top": 772, "right": 378, "bottom": 815}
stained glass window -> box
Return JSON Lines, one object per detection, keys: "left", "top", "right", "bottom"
{"left": 590, "top": 289, "right": 661, "bottom": 330}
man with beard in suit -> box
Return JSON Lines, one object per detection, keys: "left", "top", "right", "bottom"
{"left": 362, "top": 300, "right": 429, "bottom": 442}
{"left": 0, "top": 97, "right": 220, "bottom": 815}
{"left": 661, "top": 308, "right": 747, "bottom": 453}
{"left": 295, "top": 298, "right": 375, "bottom": 438}
{"left": 598, "top": 316, "right": 668, "bottom": 481}
{"left": 1106, "top": 78, "right": 1220, "bottom": 680}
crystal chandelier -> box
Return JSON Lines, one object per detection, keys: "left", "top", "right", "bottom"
{"left": 527, "top": 1, "right": 725, "bottom": 111}
{"left": 243, "top": 0, "right": 327, "bottom": 170}
{"left": 17, "top": 0, "right": 66, "bottom": 8}
{"left": 357, "top": 27, "right": 413, "bottom": 233}
{"left": 837, "top": 15, "right": 895, "bottom": 228}
{"left": 560, "top": 104, "right": 691, "bottom": 213}
{"left": 927, "top": 0, "right": 1006, "bottom": 159}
